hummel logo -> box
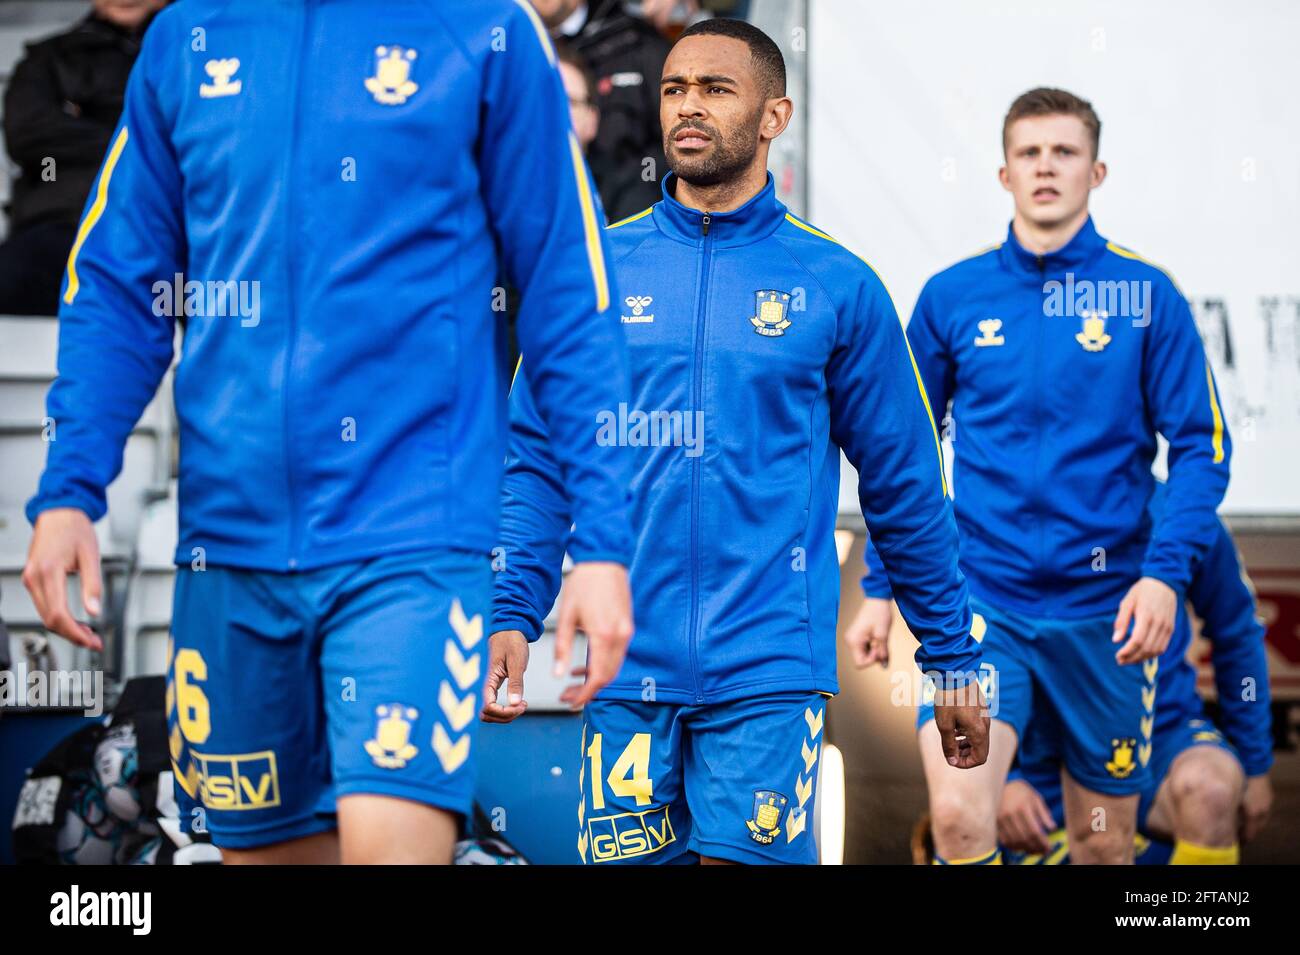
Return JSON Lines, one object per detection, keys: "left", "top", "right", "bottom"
{"left": 974, "top": 318, "right": 1005, "bottom": 347}
{"left": 622, "top": 295, "right": 654, "bottom": 324}
{"left": 199, "top": 58, "right": 242, "bottom": 98}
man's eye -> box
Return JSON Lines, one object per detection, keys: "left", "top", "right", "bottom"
{"left": 709, "top": 87, "right": 730, "bottom": 95}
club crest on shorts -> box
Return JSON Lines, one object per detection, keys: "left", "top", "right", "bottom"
{"left": 1105, "top": 736, "right": 1138, "bottom": 779}
{"left": 365, "top": 45, "right": 419, "bottom": 105}
{"left": 1075, "top": 309, "right": 1112, "bottom": 352}
{"left": 750, "top": 290, "right": 792, "bottom": 337}
{"left": 746, "top": 790, "right": 788, "bottom": 843}
{"left": 365, "top": 703, "right": 419, "bottom": 768}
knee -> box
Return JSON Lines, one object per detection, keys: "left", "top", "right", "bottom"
{"left": 930, "top": 791, "right": 996, "bottom": 849}
{"left": 1170, "top": 757, "right": 1243, "bottom": 820}
{"left": 1071, "top": 825, "right": 1133, "bottom": 864}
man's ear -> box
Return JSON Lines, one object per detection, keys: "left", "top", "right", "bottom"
{"left": 761, "top": 96, "right": 794, "bottom": 142}
{"left": 1091, "top": 160, "right": 1108, "bottom": 189}
{"left": 998, "top": 165, "right": 1012, "bottom": 192}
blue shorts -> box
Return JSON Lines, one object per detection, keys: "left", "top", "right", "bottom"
{"left": 1010, "top": 708, "right": 1239, "bottom": 864}
{"left": 916, "top": 596, "right": 1157, "bottom": 795}
{"left": 166, "top": 548, "right": 492, "bottom": 849}
{"left": 578, "top": 693, "right": 828, "bottom": 865}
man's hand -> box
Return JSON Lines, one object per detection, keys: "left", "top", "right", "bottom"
{"left": 998, "top": 778, "right": 1056, "bottom": 854}
{"left": 1239, "top": 774, "right": 1273, "bottom": 843}
{"left": 553, "top": 561, "right": 634, "bottom": 710}
{"left": 845, "top": 597, "right": 892, "bottom": 668}
{"left": 1113, "top": 576, "right": 1178, "bottom": 664}
{"left": 932, "top": 682, "right": 990, "bottom": 768}
{"left": 22, "top": 508, "right": 103, "bottom": 650}
{"left": 481, "top": 630, "right": 530, "bottom": 723}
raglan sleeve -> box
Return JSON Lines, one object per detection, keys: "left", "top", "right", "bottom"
{"left": 492, "top": 366, "right": 574, "bottom": 642}
{"left": 1140, "top": 280, "right": 1232, "bottom": 592}
{"left": 1188, "top": 521, "right": 1273, "bottom": 776}
{"left": 27, "top": 17, "right": 184, "bottom": 526}
{"left": 477, "top": 2, "right": 633, "bottom": 567}
{"left": 858, "top": 284, "right": 954, "bottom": 605}
{"left": 826, "top": 267, "right": 980, "bottom": 679}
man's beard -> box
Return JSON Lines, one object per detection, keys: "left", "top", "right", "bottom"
{"left": 665, "top": 109, "right": 763, "bottom": 187}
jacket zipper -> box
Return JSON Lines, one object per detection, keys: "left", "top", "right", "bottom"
{"left": 280, "top": 4, "right": 310, "bottom": 570}
{"left": 687, "top": 212, "right": 713, "bottom": 703}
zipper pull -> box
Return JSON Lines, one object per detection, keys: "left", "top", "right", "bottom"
{"left": 701, "top": 212, "right": 711, "bottom": 237}
{"left": 1036, "top": 254, "right": 1045, "bottom": 273}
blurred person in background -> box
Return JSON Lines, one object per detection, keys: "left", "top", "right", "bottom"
{"left": 23, "top": 0, "right": 634, "bottom": 865}
{"left": 0, "top": 0, "right": 166, "bottom": 315}
{"left": 557, "top": 41, "right": 599, "bottom": 156}
{"left": 533, "top": 0, "right": 676, "bottom": 222}
{"left": 854, "top": 88, "right": 1231, "bottom": 865}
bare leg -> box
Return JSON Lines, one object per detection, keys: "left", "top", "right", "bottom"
{"left": 337, "top": 794, "right": 458, "bottom": 864}
{"left": 220, "top": 830, "right": 340, "bottom": 865}
{"left": 920, "top": 718, "right": 1018, "bottom": 862}
{"left": 1143, "top": 746, "right": 1244, "bottom": 847}
{"left": 1061, "top": 770, "right": 1138, "bottom": 864}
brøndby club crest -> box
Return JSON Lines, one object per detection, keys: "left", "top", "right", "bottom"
{"left": 746, "top": 790, "right": 789, "bottom": 844}
{"left": 1105, "top": 737, "right": 1138, "bottom": 779}
{"left": 365, "top": 703, "right": 419, "bottom": 768}
{"left": 1075, "top": 309, "right": 1112, "bottom": 352}
{"left": 365, "top": 45, "right": 419, "bottom": 105}
{"left": 750, "top": 290, "right": 793, "bottom": 337}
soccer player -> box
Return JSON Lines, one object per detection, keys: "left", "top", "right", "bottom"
{"left": 852, "top": 88, "right": 1232, "bottom": 864}
{"left": 995, "top": 490, "right": 1273, "bottom": 865}
{"left": 484, "top": 18, "right": 988, "bottom": 866}
{"left": 23, "top": 0, "right": 635, "bottom": 864}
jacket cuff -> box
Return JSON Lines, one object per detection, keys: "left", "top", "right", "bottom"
{"left": 566, "top": 515, "right": 633, "bottom": 567}
{"left": 25, "top": 491, "right": 104, "bottom": 527}
{"left": 490, "top": 612, "right": 543, "bottom": 644}
{"left": 916, "top": 643, "right": 984, "bottom": 689}
{"left": 860, "top": 573, "right": 893, "bottom": 600}
{"left": 1140, "top": 550, "right": 1192, "bottom": 595}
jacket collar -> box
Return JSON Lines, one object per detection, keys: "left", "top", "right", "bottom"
{"left": 999, "top": 214, "right": 1107, "bottom": 278}
{"left": 653, "top": 172, "right": 787, "bottom": 249}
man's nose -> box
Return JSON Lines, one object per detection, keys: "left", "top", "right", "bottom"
{"left": 677, "top": 89, "right": 707, "bottom": 118}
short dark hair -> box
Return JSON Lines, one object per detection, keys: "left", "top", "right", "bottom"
{"left": 1003, "top": 87, "right": 1101, "bottom": 157}
{"left": 677, "top": 18, "right": 786, "bottom": 99}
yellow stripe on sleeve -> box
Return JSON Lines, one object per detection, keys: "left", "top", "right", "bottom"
{"left": 63, "top": 125, "right": 130, "bottom": 306}
{"left": 1205, "top": 360, "right": 1225, "bottom": 464}
{"left": 568, "top": 132, "right": 609, "bottom": 312}
{"left": 783, "top": 213, "right": 949, "bottom": 498}
{"left": 608, "top": 207, "right": 653, "bottom": 229}
{"left": 513, "top": 0, "right": 556, "bottom": 65}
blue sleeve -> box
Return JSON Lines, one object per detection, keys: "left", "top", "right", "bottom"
{"left": 857, "top": 283, "right": 951, "bottom": 602}
{"left": 479, "top": 3, "right": 633, "bottom": 566}
{"left": 860, "top": 537, "right": 893, "bottom": 599}
{"left": 901, "top": 281, "right": 955, "bottom": 432}
{"left": 26, "top": 18, "right": 182, "bottom": 525}
{"left": 1186, "top": 520, "right": 1273, "bottom": 776}
{"left": 857, "top": 287, "right": 951, "bottom": 605}
{"left": 491, "top": 366, "right": 577, "bottom": 642}
{"left": 827, "top": 270, "right": 980, "bottom": 680}
{"left": 1140, "top": 284, "right": 1232, "bottom": 592}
